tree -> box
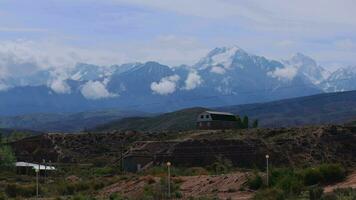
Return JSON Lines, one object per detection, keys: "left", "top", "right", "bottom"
{"left": 0, "top": 145, "right": 16, "bottom": 169}
{"left": 242, "top": 116, "right": 249, "bottom": 129}
{"left": 252, "top": 119, "right": 259, "bottom": 128}
{"left": 236, "top": 116, "right": 243, "bottom": 129}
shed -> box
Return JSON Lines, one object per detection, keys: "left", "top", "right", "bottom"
{"left": 15, "top": 161, "right": 56, "bottom": 175}
{"left": 196, "top": 111, "right": 238, "bottom": 130}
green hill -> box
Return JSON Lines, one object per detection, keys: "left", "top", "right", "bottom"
{"left": 92, "top": 90, "right": 356, "bottom": 132}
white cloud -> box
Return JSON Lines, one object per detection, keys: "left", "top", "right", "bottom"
{"left": 80, "top": 80, "right": 117, "bottom": 100}
{"left": 48, "top": 79, "right": 71, "bottom": 94}
{"left": 184, "top": 71, "right": 202, "bottom": 90}
{"left": 0, "top": 82, "right": 9, "bottom": 91}
{"left": 268, "top": 66, "right": 298, "bottom": 80}
{"left": 210, "top": 66, "right": 226, "bottom": 74}
{"left": 150, "top": 75, "right": 180, "bottom": 95}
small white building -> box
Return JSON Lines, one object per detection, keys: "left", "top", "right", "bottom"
{"left": 15, "top": 162, "right": 56, "bottom": 174}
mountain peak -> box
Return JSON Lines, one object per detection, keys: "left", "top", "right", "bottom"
{"left": 195, "top": 45, "right": 246, "bottom": 69}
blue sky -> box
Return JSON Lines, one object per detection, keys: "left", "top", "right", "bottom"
{"left": 0, "top": 0, "right": 355, "bottom": 70}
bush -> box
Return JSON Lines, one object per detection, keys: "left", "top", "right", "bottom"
{"left": 276, "top": 174, "right": 303, "bottom": 196}
{"left": 318, "top": 164, "right": 345, "bottom": 184}
{"left": 326, "top": 188, "right": 356, "bottom": 199}
{"left": 253, "top": 188, "right": 284, "bottom": 200}
{"left": 0, "top": 192, "right": 6, "bottom": 200}
{"left": 56, "top": 181, "right": 91, "bottom": 195}
{"left": 309, "top": 186, "right": 323, "bottom": 200}
{"left": 208, "top": 156, "right": 233, "bottom": 175}
{"left": 109, "top": 193, "right": 127, "bottom": 200}
{"left": 247, "top": 173, "right": 263, "bottom": 190}
{"left": 0, "top": 146, "right": 16, "bottom": 169}
{"left": 5, "top": 183, "right": 37, "bottom": 198}
{"left": 72, "top": 194, "right": 97, "bottom": 200}
{"left": 304, "top": 168, "right": 323, "bottom": 186}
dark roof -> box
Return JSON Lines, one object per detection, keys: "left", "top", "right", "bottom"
{"left": 210, "top": 114, "right": 237, "bottom": 121}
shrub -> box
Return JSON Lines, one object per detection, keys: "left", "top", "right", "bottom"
{"left": 93, "top": 167, "right": 115, "bottom": 176}
{"left": 5, "top": 183, "right": 37, "bottom": 198}
{"left": 309, "top": 186, "right": 323, "bottom": 200}
{"left": 208, "top": 156, "right": 233, "bottom": 175}
{"left": 318, "top": 164, "right": 345, "bottom": 184}
{"left": 327, "top": 188, "right": 356, "bottom": 199}
{"left": 304, "top": 168, "right": 323, "bottom": 186}
{"left": 109, "top": 193, "right": 127, "bottom": 200}
{"left": 276, "top": 174, "right": 303, "bottom": 196}
{"left": 247, "top": 174, "right": 263, "bottom": 190}
{"left": 0, "top": 192, "right": 6, "bottom": 200}
{"left": 253, "top": 188, "right": 284, "bottom": 200}
{"left": 72, "top": 194, "right": 97, "bottom": 200}
{"left": 0, "top": 146, "right": 16, "bottom": 169}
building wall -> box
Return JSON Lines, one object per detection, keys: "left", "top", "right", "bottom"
{"left": 197, "top": 121, "right": 238, "bottom": 130}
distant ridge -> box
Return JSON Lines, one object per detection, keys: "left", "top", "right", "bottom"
{"left": 92, "top": 90, "right": 356, "bottom": 132}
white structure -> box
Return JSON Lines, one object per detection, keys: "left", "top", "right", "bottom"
{"left": 197, "top": 111, "right": 238, "bottom": 130}
{"left": 15, "top": 162, "right": 56, "bottom": 171}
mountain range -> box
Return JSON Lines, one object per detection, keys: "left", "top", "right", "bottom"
{"left": 0, "top": 45, "right": 355, "bottom": 116}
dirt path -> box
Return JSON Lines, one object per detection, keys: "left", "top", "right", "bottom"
{"left": 324, "top": 170, "right": 356, "bottom": 193}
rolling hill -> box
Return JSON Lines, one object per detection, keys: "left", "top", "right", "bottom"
{"left": 92, "top": 90, "right": 356, "bottom": 132}
{"left": 0, "top": 109, "right": 149, "bottom": 132}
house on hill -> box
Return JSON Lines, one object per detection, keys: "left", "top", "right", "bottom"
{"left": 196, "top": 111, "right": 238, "bottom": 130}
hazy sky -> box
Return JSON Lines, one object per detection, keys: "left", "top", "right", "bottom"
{"left": 0, "top": 0, "right": 355, "bottom": 69}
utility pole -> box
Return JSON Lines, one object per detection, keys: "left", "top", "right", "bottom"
{"left": 43, "top": 159, "right": 46, "bottom": 184}
{"left": 121, "top": 142, "right": 124, "bottom": 173}
{"left": 265, "top": 154, "right": 269, "bottom": 187}
{"left": 167, "top": 162, "right": 171, "bottom": 199}
{"left": 36, "top": 165, "right": 39, "bottom": 199}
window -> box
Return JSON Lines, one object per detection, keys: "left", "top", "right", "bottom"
{"left": 200, "top": 115, "right": 204, "bottom": 119}
{"left": 206, "top": 115, "right": 209, "bottom": 118}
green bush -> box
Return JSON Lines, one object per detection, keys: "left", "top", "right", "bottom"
{"left": 0, "top": 192, "right": 6, "bottom": 200}
{"left": 253, "top": 188, "right": 285, "bottom": 200}
{"left": 72, "top": 194, "right": 97, "bottom": 200}
{"left": 93, "top": 167, "right": 115, "bottom": 176}
{"left": 208, "top": 156, "right": 233, "bottom": 175}
{"left": 309, "top": 186, "right": 323, "bottom": 200}
{"left": 304, "top": 168, "right": 323, "bottom": 186}
{"left": 318, "top": 164, "right": 345, "bottom": 184}
{"left": 5, "top": 183, "right": 37, "bottom": 198}
{"left": 56, "top": 181, "right": 91, "bottom": 195}
{"left": 0, "top": 146, "right": 16, "bottom": 169}
{"left": 247, "top": 173, "right": 263, "bottom": 190}
{"left": 325, "top": 188, "right": 356, "bottom": 199}
{"left": 276, "top": 174, "right": 303, "bottom": 196}
{"left": 109, "top": 193, "right": 127, "bottom": 200}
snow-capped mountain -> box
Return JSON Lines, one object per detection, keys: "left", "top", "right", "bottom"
{"left": 0, "top": 45, "right": 354, "bottom": 115}
{"left": 281, "top": 53, "right": 329, "bottom": 84}
{"left": 321, "top": 66, "right": 356, "bottom": 92}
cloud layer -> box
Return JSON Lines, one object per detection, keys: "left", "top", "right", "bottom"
{"left": 150, "top": 75, "right": 180, "bottom": 95}
{"left": 80, "top": 80, "right": 117, "bottom": 100}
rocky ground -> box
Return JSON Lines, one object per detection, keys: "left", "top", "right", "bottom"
{"left": 98, "top": 172, "right": 254, "bottom": 200}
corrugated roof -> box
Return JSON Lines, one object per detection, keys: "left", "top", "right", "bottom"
{"left": 16, "top": 162, "right": 56, "bottom": 170}
{"left": 205, "top": 111, "right": 234, "bottom": 116}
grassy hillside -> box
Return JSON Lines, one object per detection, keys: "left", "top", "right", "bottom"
{"left": 220, "top": 90, "right": 356, "bottom": 127}
{"left": 0, "top": 109, "right": 149, "bottom": 132}
{"left": 93, "top": 107, "right": 207, "bottom": 132}
{"left": 93, "top": 90, "right": 356, "bottom": 132}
